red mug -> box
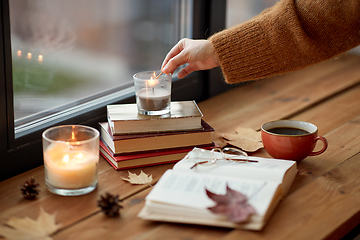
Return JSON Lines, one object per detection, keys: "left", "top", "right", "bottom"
{"left": 261, "top": 120, "right": 328, "bottom": 161}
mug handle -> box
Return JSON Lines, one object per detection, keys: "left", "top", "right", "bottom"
{"left": 308, "top": 136, "right": 328, "bottom": 156}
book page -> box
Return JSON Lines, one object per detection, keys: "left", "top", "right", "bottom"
{"left": 146, "top": 169, "right": 280, "bottom": 217}
{"left": 173, "top": 148, "right": 296, "bottom": 184}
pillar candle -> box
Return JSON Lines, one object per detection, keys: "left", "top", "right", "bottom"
{"left": 44, "top": 143, "right": 98, "bottom": 189}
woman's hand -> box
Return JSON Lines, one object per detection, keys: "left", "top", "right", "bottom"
{"left": 161, "top": 38, "right": 220, "bottom": 79}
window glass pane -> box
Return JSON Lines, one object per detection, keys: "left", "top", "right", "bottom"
{"left": 10, "top": 0, "right": 187, "bottom": 125}
{"left": 226, "top": 0, "right": 360, "bottom": 54}
{"left": 226, "top": 0, "right": 277, "bottom": 28}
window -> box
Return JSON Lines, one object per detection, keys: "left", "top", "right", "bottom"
{"left": 0, "top": 0, "right": 226, "bottom": 181}
{"left": 226, "top": 0, "right": 277, "bottom": 28}
{"left": 226, "top": 0, "right": 360, "bottom": 54}
{"left": 11, "top": 0, "right": 191, "bottom": 136}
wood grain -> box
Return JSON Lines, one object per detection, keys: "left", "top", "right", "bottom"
{"left": 1, "top": 54, "right": 360, "bottom": 240}
{"left": 199, "top": 54, "right": 360, "bottom": 137}
{"left": 0, "top": 159, "right": 174, "bottom": 232}
{"left": 220, "top": 152, "right": 360, "bottom": 240}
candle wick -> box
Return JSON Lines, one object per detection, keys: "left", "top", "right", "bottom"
{"left": 152, "top": 87, "right": 154, "bottom": 93}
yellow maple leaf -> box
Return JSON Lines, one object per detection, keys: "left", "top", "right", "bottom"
{"left": 221, "top": 127, "right": 263, "bottom": 152}
{"left": 0, "top": 207, "right": 61, "bottom": 240}
{"left": 121, "top": 170, "right": 153, "bottom": 185}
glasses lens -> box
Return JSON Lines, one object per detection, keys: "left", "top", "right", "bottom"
{"left": 188, "top": 148, "right": 217, "bottom": 167}
{"left": 211, "top": 148, "right": 224, "bottom": 161}
{"left": 222, "top": 147, "right": 248, "bottom": 161}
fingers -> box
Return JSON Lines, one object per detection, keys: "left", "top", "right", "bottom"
{"left": 163, "top": 52, "right": 190, "bottom": 75}
{"left": 161, "top": 38, "right": 218, "bottom": 77}
{"left": 177, "top": 64, "right": 199, "bottom": 79}
{"left": 161, "top": 40, "right": 183, "bottom": 68}
{"left": 161, "top": 39, "right": 183, "bottom": 68}
{"left": 162, "top": 38, "right": 189, "bottom": 74}
{"left": 177, "top": 69, "right": 188, "bottom": 79}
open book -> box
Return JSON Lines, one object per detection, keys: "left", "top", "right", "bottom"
{"left": 138, "top": 148, "right": 297, "bottom": 230}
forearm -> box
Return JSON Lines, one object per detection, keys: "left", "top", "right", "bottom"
{"left": 210, "top": 0, "right": 360, "bottom": 83}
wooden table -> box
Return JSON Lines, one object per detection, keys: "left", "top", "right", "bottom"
{"left": 1, "top": 54, "right": 360, "bottom": 240}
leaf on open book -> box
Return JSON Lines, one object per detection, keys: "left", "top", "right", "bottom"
{"left": 0, "top": 207, "right": 61, "bottom": 240}
{"left": 206, "top": 185, "right": 256, "bottom": 223}
{"left": 121, "top": 170, "right": 153, "bottom": 184}
{"left": 221, "top": 127, "right": 263, "bottom": 152}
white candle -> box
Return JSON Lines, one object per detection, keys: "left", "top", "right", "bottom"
{"left": 44, "top": 143, "right": 98, "bottom": 189}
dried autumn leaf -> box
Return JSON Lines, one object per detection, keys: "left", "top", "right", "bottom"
{"left": 121, "top": 170, "right": 153, "bottom": 184}
{"left": 206, "top": 185, "right": 256, "bottom": 223}
{"left": 0, "top": 207, "right": 61, "bottom": 240}
{"left": 221, "top": 127, "right": 263, "bottom": 152}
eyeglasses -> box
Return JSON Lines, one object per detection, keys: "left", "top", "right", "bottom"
{"left": 187, "top": 147, "right": 258, "bottom": 169}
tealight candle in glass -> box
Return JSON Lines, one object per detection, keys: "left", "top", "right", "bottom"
{"left": 42, "top": 125, "right": 99, "bottom": 196}
{"left": 133, "top": 70, "right": 172, "bottom": 116}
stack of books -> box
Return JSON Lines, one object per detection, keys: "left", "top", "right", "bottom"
{"left": 100, "top": 101, "right": 215, "bottom": 170}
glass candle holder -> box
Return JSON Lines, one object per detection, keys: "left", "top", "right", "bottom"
{"left": 133, "top": 70, "right": 172, "bottom": 116}
{"left": 42, "top": 125, "right": 99, "bottom": 196}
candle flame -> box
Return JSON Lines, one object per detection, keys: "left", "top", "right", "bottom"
{"left": 77, "top": 153, "right": 83, "bottom": 159}
{"left": 63, "top": 154, "right": 69, "bottom": 163}
{"left": 148, "top": 77, "right": 158, "bottom": 87}
{"left": 17, "top": 50, "right": 22, "bottom": 56}
{"left": 38, "top": 55, "right": 43, "bottom": 61}
{"left": 27, "top": 52, "right": 32, "bottom": 59}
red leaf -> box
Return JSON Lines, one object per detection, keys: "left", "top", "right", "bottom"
{"left": 206, "top": 185, "right": 256, "bottom": 223}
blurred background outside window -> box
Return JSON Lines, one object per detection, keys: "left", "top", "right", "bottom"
{"left": 10, "top": 0, "right": 190, "bottom": 128}
{"left": 226, "top": 0, "right": 360, "bottom": 52}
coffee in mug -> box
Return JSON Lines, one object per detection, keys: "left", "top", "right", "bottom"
{"left": 261, "top": 120, "right": 328, "bottom": 161}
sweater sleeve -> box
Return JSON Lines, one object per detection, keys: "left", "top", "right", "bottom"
{"left": 209, "top": 0, "right": 360, "bottom": 83}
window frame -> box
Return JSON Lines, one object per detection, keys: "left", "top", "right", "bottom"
{"left": 0, "top": 0, "right": 226, "bottom": 181}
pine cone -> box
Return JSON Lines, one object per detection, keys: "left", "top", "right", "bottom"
{"left": 98, "top": 193, "right": 123, "bottom": 217}
{"left": 20, "top": 177, "right": 40, "bottom": 199}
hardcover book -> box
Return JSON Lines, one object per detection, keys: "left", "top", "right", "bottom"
{"left": 107, "top": 101, "right": 203, "bottom": 135}
{"left": 99, "top": 120, "right": 214, "bottom": 155}
{"left": 100, "top": 140, "right": 215, "bottom": 170}
{"left": 138, "top": 148, "right": 297, "bottom": 230}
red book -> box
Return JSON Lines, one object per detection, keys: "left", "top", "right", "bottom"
{"left": 100, "top": 140, "right": 215, "bottom": 170}
{"left": 99, "top": 119, "right": 214, "bottom": 155}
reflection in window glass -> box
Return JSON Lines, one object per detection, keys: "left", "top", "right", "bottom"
{"left": 10, "top": 0, "right": 186, "bottom": 124}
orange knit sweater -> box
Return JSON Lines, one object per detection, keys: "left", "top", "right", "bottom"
{"left": 209, "top": 0, "right": 360, "bottom": 83}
